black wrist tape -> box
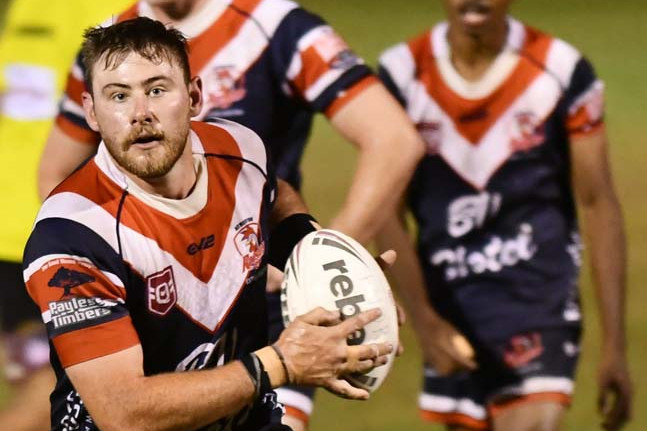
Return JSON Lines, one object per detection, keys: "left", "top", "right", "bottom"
{"left": 267, "top": 213, "right": 317, "bottom": 270}
{"left": 240, "top": 353, "right": 272, "bottom": 399}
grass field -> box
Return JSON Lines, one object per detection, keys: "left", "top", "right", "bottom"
{"left": 1, "top": 1, "right": 646, "bottom": 430}
{"left": 295, "top": 1, "right": 647, "bottom": 430}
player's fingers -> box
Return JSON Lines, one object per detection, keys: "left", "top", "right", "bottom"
{"left": 344, "top": 343, "right": 391, "bottom": 373}
{"left": 338, "top": 308, "right": 382, "bottom": 336}
{"left": 296, "top": 307, "right": 340, "bottom": 326}
{"left": 602, "top": 384, "right": 632, "bottom": 431}
{"left": 325, "top": 378, "right": 370, "bottom": 400}
{"left": 375, "top": 249, "right": 397, "bottom": 270}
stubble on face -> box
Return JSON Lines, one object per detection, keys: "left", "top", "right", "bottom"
{"left": 102, "top": 118, "right": 190, "bottom": 179}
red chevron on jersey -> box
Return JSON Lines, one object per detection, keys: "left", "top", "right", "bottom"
{"left": 28, "top": 120, "right": 269, "bottom": 334}
{"left": 380, "top": 18, "right": 605, "bottom": 189}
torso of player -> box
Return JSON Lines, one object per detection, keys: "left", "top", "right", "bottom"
{"left": 27, "top": 121, "right": 271, "bottom": 373}
{"left": 380, "top": 19, "right": 604, "bottom": 336}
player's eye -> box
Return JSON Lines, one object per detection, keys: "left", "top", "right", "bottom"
{"left": 111, "top": 92, "right": 127, "bottom": 102}
{"left": 150, "top": 87, "right": 165, "bottom": 97}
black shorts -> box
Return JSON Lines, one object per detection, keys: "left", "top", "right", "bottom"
{"left": 419, "top": 326, "right": 581, "bottom": 430}
{"left": 0, "top": 260, "right": 50, "bottom": 381}
{"left": 267, "top": 291, "right": 316, "bottom": 422}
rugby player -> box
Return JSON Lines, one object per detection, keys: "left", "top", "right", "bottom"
{"left": 38, "top": 2, "right": 424, "bottom": 428}
{"left": 24, "top": 17, "right": 393, "bottom": 431}
{"left": 377, "top": 0, "right": 632, "bottom": 430}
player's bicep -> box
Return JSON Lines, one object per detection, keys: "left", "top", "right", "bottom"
{"left": 570, "top": 129, "right": 617, "bottom": 206}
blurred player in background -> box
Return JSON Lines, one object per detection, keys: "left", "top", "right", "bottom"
{"left": 37, "top": 0, "right": 424, "bottom": 429}
{"left": 0, "top": 1, "right": 130, "bottom": 429}
{"left": 377, "top": 0, "right": 632, "bottom": 430}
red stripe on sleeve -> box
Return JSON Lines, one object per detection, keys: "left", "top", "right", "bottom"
{"left": 53, "top": 316, "right": 140, "bottom": 368}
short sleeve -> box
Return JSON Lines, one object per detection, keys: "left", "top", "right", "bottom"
{"left": 269, "top": 7, "right": 375, "bottom": 117}
{"left": 563, "top": 57, "right": 605, "bottom": 139}
{"left": 23, "top": 217, "right": 138, "bottom": 367}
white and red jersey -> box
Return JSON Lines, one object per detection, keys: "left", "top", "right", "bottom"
{"left": 24, "top": 121, "right": 276, "bottom": 431}
{"left": 379, "top": 18, "right": 604, "bottom": 341}
{"left": 57, "top": 0, "right": 376, "bottom": 187}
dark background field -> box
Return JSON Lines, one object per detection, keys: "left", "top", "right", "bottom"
{"left": 1, "top": 1, "right": 645, "bottom": 430}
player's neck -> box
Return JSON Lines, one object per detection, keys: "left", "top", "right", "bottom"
{"left": 147, "top": 0, "right": 211, "bottom": 23}
{"left": 127, "top": 138, "right": 197, "bottom": 200}
{"left": 447, "top": 20, "right": 508, "bottom": 82}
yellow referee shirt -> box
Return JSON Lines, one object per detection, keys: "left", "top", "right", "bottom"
{"left": 0, "top": 0, "right": 131, "bottom": 261}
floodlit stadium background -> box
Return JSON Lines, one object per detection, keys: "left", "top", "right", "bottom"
{"left": 1, "top": 1, "right": 645, "bottom": 430}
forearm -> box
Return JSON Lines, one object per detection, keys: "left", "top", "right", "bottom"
{"left": 331, "top": 141, "right": 421, "bottom": 244}
{"left": 38, "top": 124, "right": 98, "bottom": 199}
{"left": 580, "top": 195, "right": 627, "bottom": 352}
{"left": 69, "top": 347, "right": 287, "bottom": 431}
{"left": 376, "top": 213, "right": 440, "bottom": 334}
{"left": 328, "top": 83, "right": 424, "bottom": 244}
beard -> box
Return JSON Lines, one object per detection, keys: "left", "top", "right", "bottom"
{"left": 103, "top": 121, "right": 190, "bottom": 179}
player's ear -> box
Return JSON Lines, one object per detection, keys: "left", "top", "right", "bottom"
{"left": 188, "top": 76, "right": 203, "bottom": 117}
{"left": 82, "top": 91, "right": 100, "bottom": 132}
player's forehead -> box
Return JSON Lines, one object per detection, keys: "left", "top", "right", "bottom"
{"left": 92, "top": 51, "right": 183, "bottom": 88}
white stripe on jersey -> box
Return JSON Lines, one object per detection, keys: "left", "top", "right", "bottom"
{"left": 61, "top": 95, "right": 86, "bottom": 118}
{"left": 197, "top": 0, "right": 298, "bottom": 117}
{"left": 497, "top": 376, "right": 574, "bottom": 396}
{"left": 545, "top": 38, "right": 581, "bottom": 89}
{"left": 275, "top": 388, "right": 314, "bottom": 415}
{"left": 207, "top": 118, "right": 268, "bottom": 169}
{"left": 285, "top": 25, "right": 333, "bottom": 80}
{"left": 378, "top": 43, "right": 416, "bottom": 95}
{"left": 71, "top": 62, "right": 84, "bottom": 81}
{"left": 404, "top": 71, "right": 562, "bottom": 189}
{"left": 418, "top": 393, "right": 487, "bottom": 419}
{"left": 304, "top": 67, "right": 349, "bottom": 102}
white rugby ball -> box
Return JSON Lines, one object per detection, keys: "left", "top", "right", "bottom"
{"left": 280, "top": 229, "right": 398, "bottom": 393}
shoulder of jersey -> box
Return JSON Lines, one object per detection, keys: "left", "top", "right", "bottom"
{"left": 520, "top": 24, "right": 584, "bottom": 88}
{"left": 192, "top": 120, "right": 268, "bottom": 173}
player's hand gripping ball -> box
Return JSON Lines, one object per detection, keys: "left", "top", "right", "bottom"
{"left": 280, "top": 229, "right": 399, "bottom": 392}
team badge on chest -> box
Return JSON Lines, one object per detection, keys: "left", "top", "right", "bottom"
{"left": 146, "top": 266, "right": 177, "bottom": 316}
{"left": 234, "top": 219, "right": 265, "bottom": 272}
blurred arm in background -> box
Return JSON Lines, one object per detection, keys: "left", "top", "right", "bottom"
{"left": 570, "top": 128, "right": 632, "bottom": 431}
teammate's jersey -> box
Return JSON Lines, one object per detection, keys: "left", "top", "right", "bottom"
{"left": 23, "top": 121, "right": 276, "bottom": 431}
{"left": 57, "top": 0, "right": 375, "bottom": 188}
{"left": 0, "top": 0, "right": 131, "bottom": 262}
{"left": 379, "top": 18, "right": 604, "bottom": 341}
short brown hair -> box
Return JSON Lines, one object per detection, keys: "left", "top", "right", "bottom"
{"left": 81, "top": 17, "right": 191, "bottom": 92}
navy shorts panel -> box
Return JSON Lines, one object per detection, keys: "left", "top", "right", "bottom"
{"left": 420, "top": 326, "right": 581, "bottom": 427}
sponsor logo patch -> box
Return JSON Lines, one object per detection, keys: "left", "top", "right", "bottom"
{"left": 146, "top": 266, "right": 177, "bottom": 316}
{"left": 48, "top": 297, "right": 120, "bottom": 329}
{"left": 48, "top": 267, "right": 96, "bottom": 298}
{"left": 503, "top": 332, "right": 544, "bottom": 368}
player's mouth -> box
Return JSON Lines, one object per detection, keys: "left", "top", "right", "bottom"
{"left": 131, "top": 133, "right": 164, "bottom": 149}
{"left": 458, "top": 1, "right": 492, "bottom": 27}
